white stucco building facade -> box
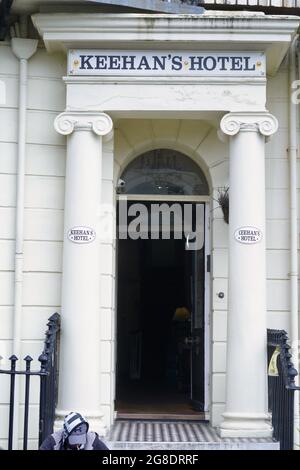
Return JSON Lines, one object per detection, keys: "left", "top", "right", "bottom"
{"left": 0, "top": 0, "right": 300, "bottom": 450}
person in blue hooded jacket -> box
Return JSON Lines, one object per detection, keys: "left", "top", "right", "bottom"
{"left": 39, "top": 411, "right": 109, "bottom": 450}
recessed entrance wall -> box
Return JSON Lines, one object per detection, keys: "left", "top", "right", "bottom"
{"left": 113, "top": 119, "right": 227, "bottom": 426}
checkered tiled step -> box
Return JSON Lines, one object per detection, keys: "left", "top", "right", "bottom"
{"left": 104, "top": 420, "right": 279, "bottom": 450}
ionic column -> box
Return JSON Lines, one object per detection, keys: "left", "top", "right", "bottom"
{"left": 219, "top": 112, "right": 278, "bottom": 438}
{"left": 54, "top": 111, "right": 113, "bottom": 435}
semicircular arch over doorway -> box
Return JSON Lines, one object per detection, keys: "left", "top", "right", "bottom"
{"left": 118, "top": 148, "right": 209, "bottom": 196}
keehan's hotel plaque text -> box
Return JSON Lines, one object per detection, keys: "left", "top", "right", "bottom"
{"left": 68, "top": 50, "right": 265, "bottom": 77}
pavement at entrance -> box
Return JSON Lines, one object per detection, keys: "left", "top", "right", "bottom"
{"left": 104, "top": 420, "right": 279, "bottom": 450}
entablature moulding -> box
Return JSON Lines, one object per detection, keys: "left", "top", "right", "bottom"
{"left": 32, "top": 12, "right": 300, "bottom": 76}
{"left": 64, "top": 80, "right": 267, "bottom": 117}
{"left": 32, "top": 12, "right": 299, "bottom": 117}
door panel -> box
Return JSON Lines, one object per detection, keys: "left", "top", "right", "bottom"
{"left": 185, "top": 204, "right": 205, "bottom": 411}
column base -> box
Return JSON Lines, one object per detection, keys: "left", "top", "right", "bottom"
{"left": 55, "top": 409, "right": 107, "bottom": 437}
{"left": 218, "top": 412, "right": 273, "bottom": 438}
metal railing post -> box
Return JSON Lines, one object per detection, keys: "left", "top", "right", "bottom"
{"left": 7, "top": 355, "right": 18, "bottom": 450}
{"left": 23, "top": 356, "right": 33, "bottom": 450}
{"left": 267, "top": 329, "right": 300, "bottom": 450}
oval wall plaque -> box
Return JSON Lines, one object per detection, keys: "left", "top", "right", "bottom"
{"left": 68, "top": 226, "right": 96, "bottom": 244}
{"left": 234, "top": 226, "right": 262, "bottom": 244}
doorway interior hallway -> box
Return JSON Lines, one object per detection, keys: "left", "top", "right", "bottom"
{"left": 115, "top": 382, "right": 203, "bottom": 420}
{"left": 116, "top": 200, "right": 205, "bottom": 419}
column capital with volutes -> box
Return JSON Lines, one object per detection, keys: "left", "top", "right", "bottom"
{"left": 220, "top": 112, "right": 278, "bottom": 139}
{"left": 54, "top": 111, "right": 113, "bottom": 138}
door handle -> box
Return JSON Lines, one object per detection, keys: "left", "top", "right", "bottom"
{"left": 185, "top": 233, "right": 190, "bottom": 250}
{"left": 184, "top": 336, "right": 200, "bottom": 346}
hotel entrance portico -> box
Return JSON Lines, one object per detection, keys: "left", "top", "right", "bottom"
{"left": 32, "top": 11, "right": 298, "bottom": 439}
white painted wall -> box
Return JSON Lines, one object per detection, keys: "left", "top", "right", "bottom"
{"left": 0, "top": 41, "right": 66, "bottom": 449}
{"left": 0, "top": 42, "right": 298, "bottom": 445}
{"left": 266, "top": 54, "right": 292, "bottom": 334}
{"left": 100, "top": 136, "right": 116, "bottom": 429}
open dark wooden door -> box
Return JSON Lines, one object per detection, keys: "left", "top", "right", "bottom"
{"left": 185, "top": 204, "right": 205, "bottom": 411}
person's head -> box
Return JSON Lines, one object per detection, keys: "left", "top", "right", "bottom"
{"left": 63, "top": 412, "right": 89, "bottom": 450}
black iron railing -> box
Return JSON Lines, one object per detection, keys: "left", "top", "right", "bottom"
{"left": 163, "top": 0, "right": 300, "bottom": 9}
{"left": 0, "top": 313, "right": 60, "bottom": 450}
{"left": 267, "top": 329, "right": 300, "bottom": 450}
{"left": 138, "top": 0, "right": 300, "bottom": 7}
{"left": 202, "top": 0, "right": 300, "bottom": 15}
{"left": 38, "top": 312, "right": 61, "bottom": 446}
{"left": 203, "top": 0, "right": 299, "bottom": 5}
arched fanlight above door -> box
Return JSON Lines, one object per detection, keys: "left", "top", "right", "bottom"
{"left": 119, "top": 149, "right": 209, "bottom": 196}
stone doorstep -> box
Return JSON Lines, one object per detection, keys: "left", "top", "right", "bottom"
{"left": 104, "top": 420, "right": 279, "bottom": 451}
{"left": 106, "top": 441, "right": 279, "bottom": 451}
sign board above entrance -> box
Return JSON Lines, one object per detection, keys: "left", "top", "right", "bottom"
{"left": 68, "top": 50, "right": 266, "bottom": 77}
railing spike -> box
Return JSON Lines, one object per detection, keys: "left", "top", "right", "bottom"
{"left": 24, "top": 355, "right": 33, "bottom": 362}
{"left": 9, "top": 355, "right": 18, "bottom": 362}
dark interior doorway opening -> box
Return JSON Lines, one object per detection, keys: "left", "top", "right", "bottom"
{"left": 116, "top": 201, "right": 205, "bottom": 419}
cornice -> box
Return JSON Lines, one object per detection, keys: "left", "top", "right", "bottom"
{"left": 32, "top": 13, "right": 300, "bottom": 42}
{"left": 31, "top": 13, "right": 300, "bottom": 75}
